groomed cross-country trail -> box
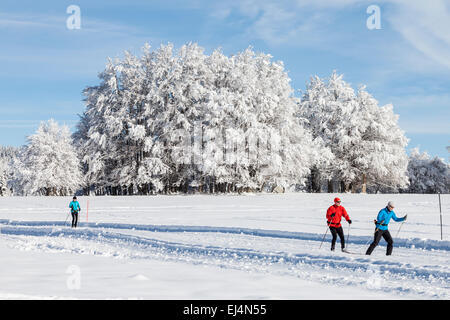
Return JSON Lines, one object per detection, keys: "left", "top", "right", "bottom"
{"left": 0, "top": 194, "right": 448, "bottom": 299}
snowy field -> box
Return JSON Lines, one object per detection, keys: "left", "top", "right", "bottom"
{"left": 0, "top": 193, "right": 448, "bottom": 300}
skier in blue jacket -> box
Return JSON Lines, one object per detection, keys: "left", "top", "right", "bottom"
{"left": 366, "top": 201, "right": 407, "bottom": 255}
{"left": 69, "top": 196, "right": 81, "bottom": 228}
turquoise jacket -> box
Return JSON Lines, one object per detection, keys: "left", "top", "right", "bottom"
{"left": 376, "top": 207, "right": 405, "bottom": 231}
{"left": 69, "top": 201, "right": 81, "bottom": 214}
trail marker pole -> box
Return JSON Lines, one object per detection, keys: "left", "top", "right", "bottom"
{"left": 439, "top": 193, "right": 443, "bottom": 241}
{"left": 86, "top": 199, "right": 89, "bottom": 223}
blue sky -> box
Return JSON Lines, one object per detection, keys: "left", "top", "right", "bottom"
{"left": 0, "top": 0, "right": 449, "bottom": 160}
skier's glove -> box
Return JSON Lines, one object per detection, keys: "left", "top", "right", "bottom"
{"left": 348, "top": 220, "right": 352, "bottom": 224}
{"left": 403, "top": 214, "right": 407, "bottom": 221}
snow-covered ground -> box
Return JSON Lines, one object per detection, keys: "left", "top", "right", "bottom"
{"left": 0, "top": 193, "right": 448, "bottom": 299}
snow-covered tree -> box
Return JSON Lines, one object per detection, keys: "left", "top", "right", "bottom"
{"left": 296, "top": 75, "right": 335, "bottom": 192}
{"left": 353, "top": 86, "right": 409, "bottom": 192}
{"left": 299, "top": 72, "right": 409, "bottom": 193}
{"left": 406, "top": 148, "right": 450, "bottom": 194}
{"left": 0, "top": 158, "right": 9, "bottom": 196}
{"left": 0, "top": 146, "right": 20, "bottom": 196}
{"left": 299, "top": 72, "right": 361, "bottom": 192}
{"left": 76, "top": 42, "right": 318, "bottom": 194}
{"left": 16, "top": 119, "right": 82, "bottom": 196}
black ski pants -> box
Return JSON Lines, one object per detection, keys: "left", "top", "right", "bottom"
{"left": 329, "top": 226, "right": 345, "bottom": 250}
{"left": 71, "top": 212, "right": 78, "bottom": 228}
{"left": 366, "top": 229, "right": 393, "bottom": 255}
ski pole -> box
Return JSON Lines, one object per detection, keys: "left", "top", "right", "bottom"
{"left": 319, "top": 224, "right": 330, "bottom": 249}
{"left": 64, "top": 212, "right": 70, "bottom": 226}
{"left": 375, "top": 219, "right": 385, "bottom": 232}
{"left": 86, "top": 199, "right": 89, "bottom": 223}
{"left": 395, "top": 221, "right": 405, "bottom": 238}
{"left": 346, "top": 223, "right": 351, "bottom": 248}
{"left": 365, "top": 219, "right": 385, "bottom": 247}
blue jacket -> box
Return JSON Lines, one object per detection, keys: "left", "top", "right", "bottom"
{"left": 375, "top": 207, "right": 405, "bottom": 231}
{"left": 69, "top": 201, "right": 81, "bottom": 214}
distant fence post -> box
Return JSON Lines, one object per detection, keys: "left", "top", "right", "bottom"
{"left": 439, "top": 193, "right": 443, "bottom": 240}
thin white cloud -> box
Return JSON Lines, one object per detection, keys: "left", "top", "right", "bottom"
{"left": 394, "top": 92, "right": 450, "bottom": 134}
{"left": 400, "top": 119, "right": 450, "bottom": 134}
{"left": 390, "top": 93, "right": 450, "bottom": 110}
{"left": 388, "top": 0, "right": 450, "bottom": 70}
{"left": 209, "top": 0, "right": 450, "bottom": 72}
{"left": 0, "top": 12, "right": 63, "bottom": 29}
{"left": 0, "top": 11, "right": 144, "bottom": 37}
{"left": 294, "top": 0, "right": 366, "bottom": 8}
{"left": 209, "top": 0, "right": 340, "bottom": 46}
{"left": 0, "top": 11, "right": 160, "bottom": 78}
{"left": 0, "top": 120, "right": 77, "bottom": 129}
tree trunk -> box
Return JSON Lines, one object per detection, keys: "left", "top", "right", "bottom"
{"left": 311, "top": 167, "right": 321, "bottom": 193}
{"left": 340, "top": 181, "right": 346, "bottom": 193}
{"left": 361, "top": 174, "right": 367, "bottom": 193}
{"left": 327, "top": 180, "right": 334, "bottom": 193}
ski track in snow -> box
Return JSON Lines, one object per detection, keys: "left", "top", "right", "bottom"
{"left": 1, "top": 219, "right": 449, "bottom": 250}
{"left": 1, "top": 219, "right": 449, "bottom": 299}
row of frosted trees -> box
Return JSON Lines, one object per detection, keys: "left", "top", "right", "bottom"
{"left": 2, "top": 136, "right": 448, "bottom": 196}
{"left": 1, "top": 42, "right": 448, "bottom": 196}
{"left": 75, "top": 43, "right": 318, "bottom": 195}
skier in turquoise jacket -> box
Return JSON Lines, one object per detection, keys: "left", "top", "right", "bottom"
{"left": 366, "top": 201, "right": 407, "bottom": 255}
{"left": 69, "top": 196, "right": 81, "bottom": 228}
